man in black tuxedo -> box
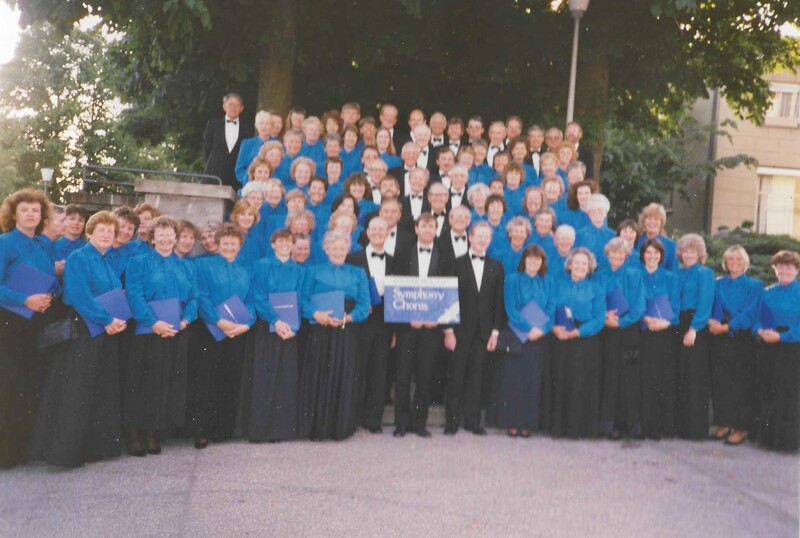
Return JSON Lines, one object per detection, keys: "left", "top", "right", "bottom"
{"left": 544, "top": 127, "right": 564, "bottom": 153}
{"left": 445, "top": 164, "right": 470, "bottom": 212}
{"left": 486, "top": 121, "right": 508, "bottom": 168}
{"left": 524, "top": 125, "right": 545, "bottom": 177}
{"left": 378, "top": 197, "right": 414, "bottom": 257}
{"left": 393, "top": 213, "right": 455, "bottom": 437}
{"left": 436, "top": 205, "right": 471, "bottom": 261}
{"left": 380, "top": 103, "right": 407, "bottom": 150}
{"left": 426, "top": 182, "right": 450, "bottom": 239}
{"left": 387, "top": 142, "right": 420, "bottom": 198}
{"left": 429, "top": 147, "right": 456, "bottom": 188}
{"left": 202, "top": 93, "right": 251, "bottom": 190}
{"left": 399, "top": 167, "right": 430, "bottom": 233}
{"left": 565, "top": 121, "right": 594, "bottom": 179}
{"left": 446, "top": 117, "right": 467, "bottom": 157}
{"left": 429, "top": 112, "right": 447, "bottom": 149}
{"left": 443, "top": 221, "right": 504, "bottom": 435}
{"left": 466, "top": 116, "right": 485, "bottom": 145}
{"left": 413, "top": 124, "right": 436, "bottom": 173}
{"left": 346, "top": 217, "right": 395, "bottom": 434}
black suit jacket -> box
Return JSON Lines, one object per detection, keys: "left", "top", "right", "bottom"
{"left": 388, "top": 165, "right": 413, "bottom": 198}
{"left": 394, "top": 242, "right": 455, "bottom": 280}
{"left": 453, "top": 255, "right": 504, "bottom": 340}
{"left": 393, "top": 130, "right": 411, "bottom": 152}
{"left": 399, "top": 195, "right": 431, "bottom": 232}
{"left": 577, "top": 145, "right": 595, "bottom": 179}
{"left": 202, "top": 117, "right": 251, "bottom": 190}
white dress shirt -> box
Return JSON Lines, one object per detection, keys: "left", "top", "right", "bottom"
{"left": 367, "top": 176, "right": 382, "bottom": 204}
{"left": 417, "top": 147, "right": 430, "bottom": 169}
{"left": 431, "top": 136, "right": 445, "bottom": 147}
{"left": 449, "top": 140, "right": 461, "bottom": 155}
{"left": 433, "top": 211, "right": 446, "bottom": 237}
{"left": 225, "top": 117, "right": 239, "bottom": 153}
{"left": 449, "top": 188, "right": 464, "bottom": 208}
{"left": 366, "top": 245, "right": 387, "bottom": 296}
{"left": 487, "top": 143, "right": 504, "bottom": 168}
{"left": 408, "top": 193, "right": 424, "bottom": 220}
{"left": 403, "top": 167, "right": 412, "bottom": 196}
{"left": 438, "top": 169, "right": 451, "bottom": 190}
{"left": 531, "top": 151, "right": 541, "bottom": 176}
{"left": 417, "top": 242, "right": 433, "bottom": 278}
{"left": 450, "top": 230, "right": 469, "bottom": 258}
{"left": 469, "top": 249, "right": 486, "bottom": 291}
{"left": 384, "top": 227, "right": 398, "bottom": 256}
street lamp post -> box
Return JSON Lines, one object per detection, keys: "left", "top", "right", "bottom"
{"left": 41, "top": 167, "right": 54, "bottom": 197}
{"left": 566, "top": 0, "right": 590, "bottom": 124}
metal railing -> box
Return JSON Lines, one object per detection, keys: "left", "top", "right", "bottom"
{"left": 81, "top": 164, "right": 222, "bottom": 193}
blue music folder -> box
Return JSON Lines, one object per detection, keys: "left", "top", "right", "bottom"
{"left": 268, "top": 291, "right": 300, "bottom": 333}
{"left": 0, "top": 263, "right": 57, "bottom": 319}
{"left": 84, "top": 288, "right": 133, "bottom": 337}
{"left": 368, "top": 277, "right": 382, "bottom": 306}
{"left": 645, "top": 294, "right": 674, "bottom": 322}
{"left": 509, "top": 300, "right": 550, "bottom": 343}
{"left": 205, "top": 295, "right": 254, "bottom": 342}
{"left": 555, "top": 305, "right": 575, "bottom": 331}
{"left": 760, "top": 302, "right": 775, "bottom": 330}
{"left": 310, "top": 290, "right": 345, "bottom": 323}
{"left": 606, "top": 287, "right": 630, "bottom": 317}
{"left": 135, "top": 297, "right": 181, "bottom": 335}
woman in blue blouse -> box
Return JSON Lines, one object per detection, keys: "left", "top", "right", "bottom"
{"left": 559, "top": 180, "right": 595, "bottom": 231}
{"left": 124, "top": 216, "right": 198, "bottom": 456}
{"left": 229, "top": 200, "right": 265, "bottom": 267}
{"left": 547, "top": 247, "right": 606, "bottom": 439}
{"left": 752, "top": 250, "right": 800, "bottom": 453}
{"left": 344, "top": 173, "right": 378, "bottom": 228}
{"left": 235, "top": 110, "right": 273, "bottom": 186}
{"left": 495, "top": 245, "right": 555, "bottom": 437}
{"left": 188, "top": 224, "right": 254, "bottom": 449}
{"left": 636, "top": 203, "right": 678, "bottom": 272}
{"left": 496, "top": 216, "right": 532, "bottom": 275}
{"left": 106, "top": 206, "right": 140, "bottom": 279}
{"left": 0, "top": 189, "right": 57, "bottom": 468}
{"left": 298, "top": 230, "right": 369, "bottom": 441}
{"left": 707, "top": 245, "right": 761, "bottom": 446}
{"left": 376, "top": 128, "right": 402, "bottom": 169}
{"left": 242, "top": 229, "right": 306, "bottom": 443}
{"left": 576, "top": 194, "right": 615, "bottom": 272}
{"left": 675, "top": 233, "right": 715, "bottom": 440}
{"left": 639, "top": 239, "right": 680, "bottom": 440}
{"left": 30, "top": 211, "right": 127, "bottom": 467}
{"left": 597, "top": 238, "right": 646, "bottom": 440}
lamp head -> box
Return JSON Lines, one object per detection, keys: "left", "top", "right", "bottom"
{"left": 568, "top": 0, "right": 590, "bottom": 17}
{"left": 41, "top": 167, "right": 54, "bottom": 182}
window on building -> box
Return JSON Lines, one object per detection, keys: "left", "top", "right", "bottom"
{"left": 756, "top": 173, "right": 800, "bottom": 238}
{"left": 765, "top": 83, "right": 800, "bottom": 127}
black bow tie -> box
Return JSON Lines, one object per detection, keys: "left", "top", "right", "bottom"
{"left": 454, "top": 236, "right": 467, "bottom": 242}
{"left": 418, "top": 247, "right": 431, "bottom": 253}
{"left": 471, "top": 254, "right": 485, "bottom": 261}
{"left": 226, "top": 119, "right": 238, "bottom": 124}
{"left": 371, "top": 186, "right": 380, "bottom": 191}
{"left": 420, "top": 149, "right": 428, "bottom": 155}
{"left": 451, "top": 190, "right": 463, "bottom": 196}
{"left": 390, "top": 230, "right": 396, "bottom": 237}
{"left": 410, "top": 194, "right": 423, "bottom": 200}
{"left": 371, "top": 251, "right": 386, "bottom": 259}
{"left": 490, "top": 146, "right": 501, "bottom": 151}
{"left": 433, "top": 212, "right": 446, "bottom": 218}
{"left": 433, "top": 138, "right": 443, "bottom": 143}
{"left": 450, "top": 141, "right": 460, "bottom": 146}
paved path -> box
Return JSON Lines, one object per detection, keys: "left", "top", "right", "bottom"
{"left": 1, "top": 428, "right": 797, "bottom": 537}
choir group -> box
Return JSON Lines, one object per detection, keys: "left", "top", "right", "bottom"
{"left": 1, "top": 98, "right": 798, "bottom": 470}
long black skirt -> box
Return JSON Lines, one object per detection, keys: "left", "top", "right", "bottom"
{"left": 0, "top": 309, "right": 43, "bottom": 468}
{"left": 549, "top": 335, "right": 601, "bottom": 439}
{"left": 640, "top": 328, "right": 677, "bottom": 438}
{"left": 755, "top": 342, "right": 800, "bottom": 452}
{"left": 123, "top": 330, "right": 188, "bottom": 432}
{"left": 0, "top": 309, "right": 46, "bottom": 468}
{"left": 29, "top": 316, "right": 121, "bottom": 467}
{"left": 676, "top": 312, "right": 710, "bottom": 440}
{"left": 239, "top": 320, "right": 299, "bottom": 442}
{"left": 600, "top": 325, "right": 642, "bottom": 431}
{"left": 710, "top": 332, "right": 756, "bottom": 430}
{"left": 186, "top": 322, "right": 248, "bottom": 441}
{"left": 298, "top": 324, "right": 358, "bottom": 441}
{"left": 491, "top": 338, "right": 548, "bottom": 431}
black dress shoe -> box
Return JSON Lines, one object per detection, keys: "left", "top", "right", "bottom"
{"left": 393, "top": 426, "right": 406, "bottom": 437}
{"left": 194, "top": 437, "right": 208, "bottom": 450}
{"left": 444, "top": 425, "right": 458, "bottom": 435}
{"left": 469, "top": 427, "right": 487, "bottom": 436}
{"left": 368, "top": 426, "right": 383, "bottom": 434}
{"left": 415, "top": 428, "right": 432, "bottom": 438}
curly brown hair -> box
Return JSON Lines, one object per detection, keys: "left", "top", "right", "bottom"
{"left": 0, "top": 189, "right": 50, "bottom": 234}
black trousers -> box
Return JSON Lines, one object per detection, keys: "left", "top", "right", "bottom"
{"left": 601, "top": 325, "right": 642, "bottom": 430}
{"left": 394, "top": 327, "right": 440, "bottom": 430}
{"left": 355, "top": 317, "right": 391, "bottom": 429}
{"left": 446, "top": 333, "right": 488, "bottom": 431}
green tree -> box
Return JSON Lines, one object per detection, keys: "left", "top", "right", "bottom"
{"left": 0, "top": 21, "right": 183, "bottom": 201}
{"left": 8, "top": 0, "right": 798, "bottom": 171}
{"left": 599, "top": 112, "right": 756, "bottom": 226}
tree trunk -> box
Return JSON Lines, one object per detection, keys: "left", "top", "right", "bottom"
{"left": 257, "top": 0, "right": 296, "bottom": 116}
{"left": 574, "top": 48, "right": 609, "bottom": 181}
